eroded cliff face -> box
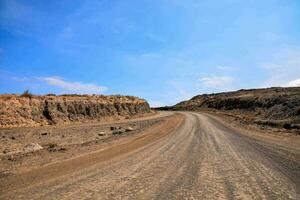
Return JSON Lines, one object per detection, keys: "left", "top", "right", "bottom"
{"left": 171, "top": 87, "right": 300, "bottom": 130}
{"left": 0, "top": 95, "right": 150, "bottom": 128}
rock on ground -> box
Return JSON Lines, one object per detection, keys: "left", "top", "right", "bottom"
{"left": 23, "top": 143, "right": 43, "bottom": 153}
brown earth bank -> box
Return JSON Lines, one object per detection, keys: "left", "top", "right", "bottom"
{"left": 158, "top": 87, "right": 300, "bottom": 133}
{"left": 0, "top": 94, "right": 150, "bottom": 128}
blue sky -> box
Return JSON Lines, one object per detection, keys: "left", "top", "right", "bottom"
{"left": 0, "top": 0, "right": 300, "bottom": 106}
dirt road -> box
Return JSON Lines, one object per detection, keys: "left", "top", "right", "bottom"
{"left": 0, "top": 112, "right": 299, "bottom": 199}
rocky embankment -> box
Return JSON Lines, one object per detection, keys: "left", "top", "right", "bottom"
{"left": 0, "top": 94, "right": 150, "bottom": 128}
{"left": 162, "top": 87, "right": 300, "bottom": 131}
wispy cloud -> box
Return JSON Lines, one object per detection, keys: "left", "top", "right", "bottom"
{"left": 39, "top": 76, "right": 107, "bottom": 94}
{"left": 285, "top": 78, "right": 300, "bottom": 87}
{"left": 199, "top": 75, "right": 234, "bottom": 89}
{"left": 261, "top": 48, "right": 300, "bottom": 87}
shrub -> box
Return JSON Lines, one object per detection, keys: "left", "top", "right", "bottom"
{"left": 21, "top": 90, "right": 33, "bottom": 98}
{"left": 46, "top": 93, "right": 56, "bottom": 96}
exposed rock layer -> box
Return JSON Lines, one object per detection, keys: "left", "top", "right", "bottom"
{"left": 164, "top": 87, "right": 300, "bottom": 130}
{"left": 0, "top": 94, "right": 150, "bottom": 128}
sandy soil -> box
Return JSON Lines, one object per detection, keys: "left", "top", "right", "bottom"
{"left": 0, "top": 112, "right": 170, "bottom": 174}
{"left": 0, "top": 111, "right": 299, "bottom": 199}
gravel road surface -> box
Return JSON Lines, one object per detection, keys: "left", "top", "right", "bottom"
{"left": 0, "top": 112, "right": 299, "bottom": 200}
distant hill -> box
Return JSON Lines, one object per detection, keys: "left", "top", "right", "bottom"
{"left": 162, "top": 87, "right": 300, "bottom": 131}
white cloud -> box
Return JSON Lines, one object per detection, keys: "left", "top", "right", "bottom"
{"left": 285, "top": 78, "right": 300, "bottom": 87}
{"left": 39, "top": 76, "right": 107, "bottom": 94}
{"left": 199, "top": 75, "right": 234, "bottom": 88}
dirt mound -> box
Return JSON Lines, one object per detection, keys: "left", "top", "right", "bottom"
{"left": 0, "top": 94, "right": 150, "bottom": 128}
{"left": 167, "top": 87, "right": 300, "bottom": 130}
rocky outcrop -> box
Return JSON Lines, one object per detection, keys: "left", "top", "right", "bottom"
{"left": 0, "top": 94, "right": 150, "bottom": 128}
{"left": 169, "top": 87, "right": 300, "bottom": 130}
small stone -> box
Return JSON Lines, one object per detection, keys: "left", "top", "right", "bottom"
{"left": 111, "top": 126, "right": 121, "bottom": 130}
{"left": 48, "top": 145, "right": 66, "bottom": 152}
{"left": 125, "top": 126, "right": 134, "bottom": 132}
{"left": 59, "top": 147, "right": 66, "bottom": 151}
{"left": 41, "top": 132, "right": 48, "bottom": 136}
{"left": 23, "top": 143, "right": 43, "bottom": 153}
{"left": 98, "top": 131, "right": 106, "bottom": 136}
{"left": 11, "top": 136, "right": 15, "bottom": 140}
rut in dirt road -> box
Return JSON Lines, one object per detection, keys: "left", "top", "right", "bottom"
{"left": 1, "top": 112, "right": 299, "bottom": 200}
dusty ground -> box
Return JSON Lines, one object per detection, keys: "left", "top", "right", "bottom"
{"left": 0, "top": 112, "right": 167, "bottom": 174}
{"left": 0, "top": 111, "right": 299, "bottom": 199}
